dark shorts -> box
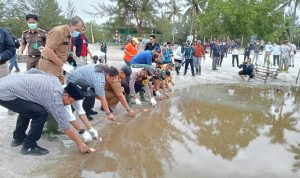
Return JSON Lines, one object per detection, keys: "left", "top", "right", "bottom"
{"left": 239, "top": 70, "right": 254, "bottom": 78}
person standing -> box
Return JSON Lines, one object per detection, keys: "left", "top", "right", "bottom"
{"left": 264, "top": 41, "right": 273, "bottom": 65}
{"left": 173, "top": 43, "right": 185, "bottom": 75}
{"left": 73, "top": 28, "right": 92, "bottom": 67}
{"left": 162, "top": 42, "right": 173, "bottom": 64}
{"left": 280, "top": 40, "right": 290, "bottom": 71}
{"left": 193, "top": 40, "right": 205, "bottom": 75}
{"left": 144, "top": 35, "right": 160, "bottom": 51}
{"left": 183, "top": 40, "right": 195, "bottom": 76}
{"left": 289, "top": 42, "right": 297, "bottom": 67}
{"left": 38, "top": 16, "right": 84, "bottom": 84}
{"left": 0, "top": 28, "right": 16, "bottom": 78}
{"left": 19, "top": 14, "right": 46, "bottom": 70}
{"left": 219, "top": 42, "right": 227, "bottom": 67}
{"left": 272, "top": 42, "right": 281, "bottom": 66}
{"left": 252, "top": 41, "right": 260, "bottom": 65}
{"left": 123, "top": 37, "right": 139, "bottom": 66}
{"left": 100, "top": 41, "right": 107, "bottom": 64}
{"left": 0, "top": 69, "right": 94, "bottom": 155}
{"left": 243, "top": 43, "right": 251, "bottom": 62}
{"left": 6, "top": 28, "right": 20, "bottom": 72}
{"left": 212, "top": 41, "right": 220, "bottom": 70}
{"left": 232, "top": 46, "right": 239, "bottom": 67}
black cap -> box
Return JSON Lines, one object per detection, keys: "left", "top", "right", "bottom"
{"left": 64, "top": 82, "right": 84, "bottom": 100}
{"left": 73, "top": 79, "right": 93, "bottom": 97}
{"left": 26, "top": 14, "right": 39, "bottom": 21}
{"left": 121, "top": 66, "right": 132, "bottom": 82}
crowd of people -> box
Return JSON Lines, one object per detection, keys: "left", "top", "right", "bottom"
{"left": 0, "top": 14, "right": 298, "bottom": 157}
{"left": 0, "top": 15, "right": 176, "bottom": 156}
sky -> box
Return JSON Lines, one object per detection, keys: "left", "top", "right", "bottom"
{"left": 59, "top": 0, "right": 109, "bottom": 24}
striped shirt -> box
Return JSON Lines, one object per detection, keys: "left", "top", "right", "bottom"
{"left": 0, "top": 69, "right": 71, "bottom": 131}
{"left": 67, "top": 64, "right": 105, "bottom": 96}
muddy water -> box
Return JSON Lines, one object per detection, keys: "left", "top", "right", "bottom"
{"left": 31, "top": 84, "right": 300, "bottom": 178}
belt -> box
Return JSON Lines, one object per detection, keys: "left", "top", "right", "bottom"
{"left": 28, "top": 55, "right": 41, "bottom": 58}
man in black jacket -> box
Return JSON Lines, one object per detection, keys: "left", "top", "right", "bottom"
{"left": 0, "top": 28, "right": 16, "bottom": 78}
{"left": 144, "top": 35, "right": 160, "bottom": 51}
{"left": 238, "top": 58, "right": 254, "bottom": 81}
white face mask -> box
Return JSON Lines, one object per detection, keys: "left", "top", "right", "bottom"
{"left": 28, "top": 23, "right": 37, "bottom": 30}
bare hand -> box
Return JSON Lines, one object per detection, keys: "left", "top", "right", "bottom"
{"left": 107, "top": 113, "right": 115, "bottom": 121}
{"left": 128, "top": 109, "right": 136, "bottom": 117}
{"left": 79, "top": 142, "right": 92, "bottom": 153}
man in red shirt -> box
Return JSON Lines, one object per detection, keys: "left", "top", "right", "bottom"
{"left": 73, "top": 28, "right": 92, "bottom": 67}
{"left": 193, "top": 40, "right": 205, "bottom": 75}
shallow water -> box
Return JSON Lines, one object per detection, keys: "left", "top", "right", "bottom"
{"left": 31, "top": 84, "right": 300, "bottom": 178}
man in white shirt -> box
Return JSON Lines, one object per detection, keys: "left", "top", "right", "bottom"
{"left": 264, "top": 41, "right": 273, "bottom": 65}
{"left": 272, "top": 43, "right": 281, "bottom": 66}
{"left": 289, "top": 42, "right": 297, "bottom": 67}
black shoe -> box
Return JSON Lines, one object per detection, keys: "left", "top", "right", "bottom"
{"left": 87, "top": 110, "right": 98, "bottom": 115}
{"left": 20, "top": 145, "right": 49, "bottom": 156}
{"left": 87, "top": 115, "right": 94, "bottom": 121}
{"left": 11, "top": 139, "right": 23, "bottom": 147}
{"left": 100, "top": 106, "right": 113, "bottom": 113}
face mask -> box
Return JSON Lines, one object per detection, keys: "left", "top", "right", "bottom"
{"left": 71, "top": 31, "right": 80, "bottom": 38}
{"left": 28, "top": 23, "right": 37, "bottom": 30}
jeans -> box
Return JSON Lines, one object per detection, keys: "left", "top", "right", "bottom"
{"left": 184, "top": 58, "right": 195, "bottom": 75}
{"left": 212, "top": 56, "right": 219, "bottom": 70}
{"left": 252, "top": 53, "right": 259, "bottom": 64}
{"left": 0, "top": 98, "right": 48, "bottom": 149}
{"left": 9, "top": 55, "right": 20, "bottom": 72}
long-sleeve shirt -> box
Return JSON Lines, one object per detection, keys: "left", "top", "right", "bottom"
{"left": 0, "top": 28, "right": 16, "bottom": 64}
{"left": 67, "top": 64, "right": 106, "bottom": 97}
{"left": 131, "top": 50, "right": 153, "bottom": 65}
{"left": 0, "top": 69, "right": 71, "bottom": 131}
{"left": 129, "top": 70, "right": 152, "bottom": 98}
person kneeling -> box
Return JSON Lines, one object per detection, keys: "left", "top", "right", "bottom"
{"left": 238, "top": 58, "right": 254, "bottom": 81}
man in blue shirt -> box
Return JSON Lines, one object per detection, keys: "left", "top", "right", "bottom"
{"left": 131, "top": 46, "right": 161, "bottom": 65}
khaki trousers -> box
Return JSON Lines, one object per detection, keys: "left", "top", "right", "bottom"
{"left": 0, "top": 63, "right": 8, "bottom": 78}
{"left": 38, "top": 59, "right": 64, "bottom": 84}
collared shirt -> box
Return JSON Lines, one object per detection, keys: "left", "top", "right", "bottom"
{"left": 0, "top": 69, "right": 71, "bottom": 131}
{"left": 21, "top": 28, "right": 46, "bottom": 56}
{"left": 105, "top": 78, "right": 123, "bottom": 96}
{"left": 144, "top": 42, "right": 159, "bottom": 51}
{"left": 43, "top": 25, "right": 70, "bottom": 62}
{"left": 67, "top": 64, "right": 106, "bottom": 97}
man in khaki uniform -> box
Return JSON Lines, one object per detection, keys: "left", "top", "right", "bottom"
{"left": 19, "top": 14, "right": 46, "bottom": 70}
{"left": 104, "top": 66, "right": 135, "bottom": 117}
{"left": 38, "top": 16, "right": 84, "bottom": 84}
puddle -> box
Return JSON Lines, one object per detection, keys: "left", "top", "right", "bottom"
{"left": 30, "top": 84, "right": 300, "bottom": 178}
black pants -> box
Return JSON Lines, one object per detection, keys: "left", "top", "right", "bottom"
{"left": 0, "top": 98, "right": 48, "bottom": 149}
{"left": 184, "top": 58, "right": 195, "bottom": 75}
{"left": 122, "top": 80, "right": 143, "bottom": 94}
{"left": 232, "top": 55, "right": 239, "bottom": 67}
{"left": 82, "top": 88, "right": 96, "bottom": 116}
{"left": 273, "top": 55, "right": 280, "bottom": 66}
{"left": 244, "top": 54, "right": 250, "bottom": 62}
{"left": 219, "top": 55, "right": 224, "bottom": 66}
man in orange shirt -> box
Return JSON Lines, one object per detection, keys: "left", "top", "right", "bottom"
{"left": 193, "top": 40, "right": 205, "bottom": 75}
{"left": 123, "top": 37, "right": 139, "bottom": 66}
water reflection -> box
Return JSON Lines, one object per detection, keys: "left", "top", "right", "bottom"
{"left": 31, "top": 84, "right": 300, "bottom": 177}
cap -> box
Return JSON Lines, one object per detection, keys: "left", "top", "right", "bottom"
{"left": 132, "top": 37, "right": 139, "bottom": 44}
{"left": 73, "top": 79, "right": 93, "bottom": 97}
{"left": 154, "top": 46, "right": 161, "bottom": 53}
{"left": 121, "top": 66, "right": 132, "bottom": 82}
{"left": 64, "top": 82, "right": 84, "bottom": 100}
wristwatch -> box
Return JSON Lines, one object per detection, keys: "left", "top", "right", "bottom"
{"left": 106, "top": 112, "right": 111, "bottom": 116}
{"left": 126, "top": 108, "right": 131, "bottom": 112}
{"left": 79, "top": 129, "right": 85, "bottom": 134}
